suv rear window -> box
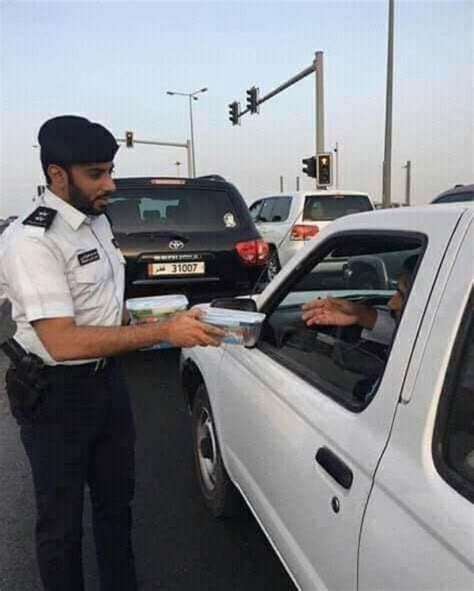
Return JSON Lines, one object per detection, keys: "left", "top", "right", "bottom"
{"left": 303, "top": 194, "right": 372, "bottom": 221}
{"left": 107, "top": 188, "right": 240, "bottom": 233}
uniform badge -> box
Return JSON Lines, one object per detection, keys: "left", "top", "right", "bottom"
{"left": 78, "top": 249, "right": 100, "bottom": 266}
{"left": 22, "top": 207, "right": 57, "bottom": 229}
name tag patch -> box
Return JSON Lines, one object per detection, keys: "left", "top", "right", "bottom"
{"left": 78, "top": 249, "right": 100, "bottom": 266}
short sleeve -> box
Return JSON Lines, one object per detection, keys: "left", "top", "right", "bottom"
{"left": 9, "top": 234, "right": 74, "bottom": 322}
{"left": 361, "top": 308, "right": 396, "bottom": 346}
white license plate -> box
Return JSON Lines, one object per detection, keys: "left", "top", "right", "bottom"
{"left": 148, "top": 262, "right": 206, "bottom": 276}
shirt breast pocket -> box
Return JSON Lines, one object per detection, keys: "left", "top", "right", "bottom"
{"left": 74, "top": 261, "right": 107, "bottom": 287}
{"left": 72, "top": 261, "right": 109, "bottom": 311}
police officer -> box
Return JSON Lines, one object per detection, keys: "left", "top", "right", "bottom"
{"left": 0, "top": 115, "right": 223, "bottom": 591}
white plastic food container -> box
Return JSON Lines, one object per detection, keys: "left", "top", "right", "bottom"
{"left": 194, "top": 304, "right": 266, "bottom": 346}
{"left": 126, "top": 295, "right": 189, "bottom": 324}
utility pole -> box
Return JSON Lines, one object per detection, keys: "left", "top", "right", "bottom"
{"left": 403, "top": 160, "right": 412, "bottom": 206}
{"left": 296, "top": 176, "right": 300, "bottom": 191}
{"left": 280, "top": 176, "right": 284, "bottom": 193}
{"left": 382, "top": 0, "right": 395, "bottom": 208}
{"left": 334, "top": 142, "right": 339, "bottom": 189}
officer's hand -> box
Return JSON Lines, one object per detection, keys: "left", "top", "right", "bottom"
{"left": 161, "top": 309, "right": 225, "bottom": 348}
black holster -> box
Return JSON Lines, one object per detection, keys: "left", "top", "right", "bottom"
{"left": 1, "top": 339, "right": 48, "bottom": 423}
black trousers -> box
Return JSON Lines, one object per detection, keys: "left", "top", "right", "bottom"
{"left": 19, "top": 358, "right": 136, "bottom": 591}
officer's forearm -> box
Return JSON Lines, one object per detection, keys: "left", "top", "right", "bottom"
{"left": 33, "top": 318, "right": 172, "bottom": 361}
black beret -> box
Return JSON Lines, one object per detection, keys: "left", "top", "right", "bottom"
{"left": 38, "top": 115, "right": 119, "bottom": 167}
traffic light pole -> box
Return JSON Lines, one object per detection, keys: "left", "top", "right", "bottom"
{"left": 230, "top": 51, "right": 326, "bottom": 187}
{"left": 403, "top": 160, "right": 411, "bottom": 206}
{"left": 117, "top": 137, "right": 193, "bottom": 177}
{"left": 314, "top": 51, "right": 325, "bottom": 189}
{"left": 236, "top": 62, "right": 315, "bottom": 118}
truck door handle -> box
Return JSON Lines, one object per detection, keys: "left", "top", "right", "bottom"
{"left": 315, "top": 447, "right": 353, "bottom": 490}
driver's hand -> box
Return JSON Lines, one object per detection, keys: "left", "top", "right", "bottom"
{"left": 161, "top": 309, "right": 225, "bottom": 348}
{"left": 302, "top": 297, "right": 360, "bottom": 327}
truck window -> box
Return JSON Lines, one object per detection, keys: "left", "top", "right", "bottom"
{"left": 434, "top": 293, "right": 474, "bottom": 503}
{"left": 258, "top": 232, "right": 424, "bottom": 411}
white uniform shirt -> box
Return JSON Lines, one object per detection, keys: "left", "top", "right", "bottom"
{"left": 361, "top": 308, "right": 396, "bottom": 346}
{"left": 0, "top": 190, "right": 125, "bottom": 365}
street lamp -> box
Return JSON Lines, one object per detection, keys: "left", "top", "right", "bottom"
{"left": 166, "top": 87, "right": 207, "bottom": 177}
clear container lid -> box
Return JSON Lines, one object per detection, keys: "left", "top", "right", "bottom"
{"left": 127, "top": 294, "right": 189, "bottom": 314}
{"left": 195, "top": 304, "right": 265, "bottom": 327}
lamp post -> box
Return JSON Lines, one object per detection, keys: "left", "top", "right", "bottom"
{"left": 166, "top": 87, "right": 207, "bottom": 177}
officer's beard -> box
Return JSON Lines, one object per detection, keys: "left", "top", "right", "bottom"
{"left": 68, "top": 182, "right": 111, "bottom": 217}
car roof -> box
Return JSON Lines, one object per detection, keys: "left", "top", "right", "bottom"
{"left": 254, "top": 190, "right": 372, "bottom": 201}
{"left": 329, "top": 203, "right": 473, "bottom": 231}
{"left": 432, "top": 184, "right": 474, "bottom": 202}
{"left": 114, "top": 175, "right": 233, "bottom": 190}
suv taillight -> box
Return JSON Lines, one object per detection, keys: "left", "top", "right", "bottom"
{"left": 290, "top": 224, "right": 319, "bottom": 241}
{"left": 235, "top": 239, "right": 270, "bottom": 265}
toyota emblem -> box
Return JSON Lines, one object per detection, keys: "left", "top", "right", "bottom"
{"left": 169, "top": 240, "right": 184, "bottom": 251}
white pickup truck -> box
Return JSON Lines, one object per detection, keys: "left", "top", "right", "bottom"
{"left": 181, "top": 204, "right": 474, "bottom": 591}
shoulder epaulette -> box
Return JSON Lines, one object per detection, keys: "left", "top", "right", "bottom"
{"left": 22, "top": 206, "right": 57, "bottom": 230}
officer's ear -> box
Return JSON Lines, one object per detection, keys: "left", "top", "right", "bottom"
{"left": 47, "top": 164, "right": 68, "bottom": 188}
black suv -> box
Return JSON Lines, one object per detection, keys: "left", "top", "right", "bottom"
{"left": 107, "top": 176, "right": 269, "bottom": 303}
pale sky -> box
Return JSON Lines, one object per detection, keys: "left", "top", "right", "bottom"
{"left": 0, "top": 0, "right": 473, "bottom": 217}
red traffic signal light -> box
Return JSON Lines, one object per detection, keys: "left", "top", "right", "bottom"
{"left": 228, "top": 102, "right": 240, "bottom": 126}
{"left": 125, "top": 131, "right": 134, "bottom": 148}
{"left": 302, "top": 156, "right": 317, "bottom": 178}
{"left": 246, "top": 86, "right": 259, "bottom": 114}
{"left": 317, "top": 153, "right": 332, "bottom": 186}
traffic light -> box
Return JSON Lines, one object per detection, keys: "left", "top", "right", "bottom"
{"left": 246, "top": 86, "right": 259, "bottom": 114}
{"left": 317, "top": 153, "right": 332, "bottom": 186}
{"left": 125, "top": 131, "right": 134, "bottom": 148}
{"left": 302, "top": 156, "right": 317, "bottom": 178}
{"left": 228, "top": 102, "right": 240, "bottom": 126}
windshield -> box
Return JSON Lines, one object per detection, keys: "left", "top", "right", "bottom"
{"left": 303, "top": 194, "right": 372, "bottom": 221}
{"left": 107, "top": 188, "right": 240, "bottom": 233}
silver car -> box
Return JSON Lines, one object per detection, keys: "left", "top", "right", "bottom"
{"left": 249, "top": 191, "right": 375, "bottom": 279}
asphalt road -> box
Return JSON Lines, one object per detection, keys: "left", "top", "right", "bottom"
{"left": 0, "top": 303, "right": 295, "bottom": 591}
